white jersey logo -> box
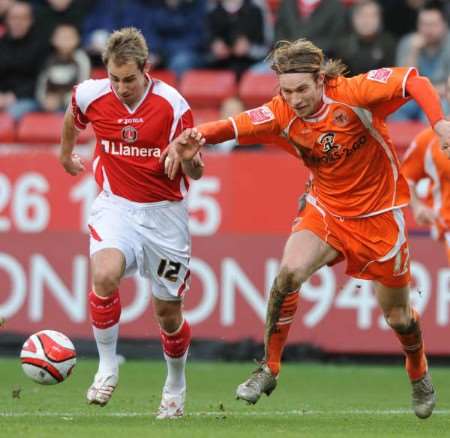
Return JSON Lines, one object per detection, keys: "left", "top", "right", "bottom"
{"left": 101, "top": 140, "right": 161, "bottom": 158}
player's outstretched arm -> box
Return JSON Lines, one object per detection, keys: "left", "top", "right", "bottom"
{"left": 161, "top": 128, "right": 206, "bottom": 180}
{"left": 59, "top": 104, "right": 85, "bottom": 176}
{"left": 406, "top": 75, "right": 450, "bottom": 157}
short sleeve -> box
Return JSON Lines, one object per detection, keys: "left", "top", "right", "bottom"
{"left": 231, "top": 97, "right": 283, "bottom": 145}
{"left": 71, "top": 85, "right": 90, "bottom": 130}
{"left": 174, "top": 108, "right": 194, "bottom": 138}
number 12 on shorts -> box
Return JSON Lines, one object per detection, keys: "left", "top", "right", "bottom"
{"left": 157, "top": 259, "right": 181, "bottom": 282}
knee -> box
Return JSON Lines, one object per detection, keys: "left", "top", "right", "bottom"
{"left": 384, "top": 307, "right": 412, "bottom": 333}
{"left": 155, "top": 303, "right": 182, "bottom": 333}
{"left": 276, "top": 265, "right": 306, "bottom": 294}
{"left": 92, "top": 268, "right": 121, "bottom": 296}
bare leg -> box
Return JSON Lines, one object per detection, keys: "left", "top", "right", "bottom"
{"left": 264, "top": 230, "right": 339, "bottom": 374}
{"left": 374, "top": 281, "right": 435, "bottom": 419}
{"left": 236, "top": 230, "right": 339, "bottom": 404}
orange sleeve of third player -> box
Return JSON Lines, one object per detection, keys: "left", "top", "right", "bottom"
{"left": 401, "top": 128, "right": 434, "bottom": 183}
{"left": 198, "top": 97, "right": 284, "bottom": 146}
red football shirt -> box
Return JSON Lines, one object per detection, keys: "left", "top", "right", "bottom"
{"left": 72, "top": 75, "right": 193, "bottom": 202}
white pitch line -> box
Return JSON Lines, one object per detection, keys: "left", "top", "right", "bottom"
{"left": 1, "top": 409, "right": 450, "bottom": 418}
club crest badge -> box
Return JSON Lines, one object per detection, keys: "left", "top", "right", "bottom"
{"left": 332, "top": 108, "right": 349, "bottom": 127}
{"left": 121, "top": 125, "right": 138, "bottom": 143}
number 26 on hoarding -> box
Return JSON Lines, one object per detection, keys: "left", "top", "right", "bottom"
{"left": 0, "top": 172, "right": 49, "bottom": 232}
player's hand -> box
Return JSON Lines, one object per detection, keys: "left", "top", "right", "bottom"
{"left": 411, "top": 201, "right": 436, "bottom": 226}
{"left": 191, "top": 152, "right": 204, "bottom": 169}
{"left": 60, "top": 153, "right": 85, "bottom": 176}
{"left": 434, "top": 119, "right": 450, "bottom": 158}
{"left": 160, "top": 129, "right": 206, "bottom": 180}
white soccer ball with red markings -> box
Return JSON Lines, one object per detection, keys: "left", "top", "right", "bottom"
{"left": 20, "top": 330, "right": 76, "bottom": 385}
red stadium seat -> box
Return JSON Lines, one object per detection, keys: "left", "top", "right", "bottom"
{"left": 267, "top": 0, "right": 280, "bottom": 14}
{"left": 17, "top": 112, "right": 95, "bottom": 144}
{"left": 17, "top": 112, "right": 63, "bottom": 143}
{"left": 239, "top": 71, "right": 279, "bottom": 108}
{"left": 0, "top": 112, "right": 15, "bottom": 142}
{"left": 151, "top": 69, "right": 177, "bottom": 88}
{"left": 90, "top": 67, "right": 107, "bottom": 79}
{"left": 387, "top": 121, "right": 427, "bottom": 156}
{"left": 193, "top": 108, "right": 220, "bottom": 125}
{"left": 180, "top": 69, "right": 237, "bottom": 109}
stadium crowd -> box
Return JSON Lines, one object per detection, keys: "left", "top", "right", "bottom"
{"left": 0, "top": 0, "right": 450, "bottom": 150}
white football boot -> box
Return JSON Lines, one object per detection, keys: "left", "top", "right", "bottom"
{"left": 86, "top": 372, "right": 118, "bottom": 407}
{"left": 156, "top": 387, "right": 185, "bottom": 419}
{"left": 411, "top": 372, "right": 436, "bottom": 419}
{"left": 236, "top": 361, "right": 277, "bottom": 404}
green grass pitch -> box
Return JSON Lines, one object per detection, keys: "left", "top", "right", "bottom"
{"left": 1, "top": 358, "right": 450, "bottom": 437}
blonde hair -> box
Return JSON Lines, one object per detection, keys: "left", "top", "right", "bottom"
{"left": 102, "top": 27, "right": 149, "bottom": 70}
{"left": 268, "top": 39, "right": 347, "bottom": 80}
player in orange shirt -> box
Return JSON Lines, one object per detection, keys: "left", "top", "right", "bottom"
{"left": 163, "top": 39, "right": 450, "bottom": 418}
{"left": 402, "top": 75, "right": 450, "bottom": 263}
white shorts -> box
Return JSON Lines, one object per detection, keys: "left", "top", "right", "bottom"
{"left": 88, "top": 191, "right": 191, "bottom": 301}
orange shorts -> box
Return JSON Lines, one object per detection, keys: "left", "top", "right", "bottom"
{"left": 292, "top": 202, "right": 410, "bottom": 287}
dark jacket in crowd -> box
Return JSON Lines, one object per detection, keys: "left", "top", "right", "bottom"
{"left": 335, "top": 32, "right": 397, "bottom": 76}
{"left": 275, "top": 0, "right": 347, "bottom": 58}
{"left": 0, "top": 29, "right": 50, "bottom": 98}
{"left": 208, "top": 0, "right": 265, "bottom": 53}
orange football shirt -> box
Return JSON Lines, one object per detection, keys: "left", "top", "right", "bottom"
{"left": 229, "top": 67, "right": 415, "bottom": 218}
{"left": 402, "top": 127, "right": 450, "bottom": 228}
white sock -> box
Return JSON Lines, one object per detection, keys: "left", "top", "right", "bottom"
{"left": 163, "top": 349, "right": 188, "bottom": 393}
{"left": 93, "top": 323, "right": 119, "bottom": 376}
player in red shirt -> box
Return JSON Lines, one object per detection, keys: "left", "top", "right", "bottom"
{"left": 59, "top": 27, "right": 203, "bottom": 419}
{"left": 163, "top": 39, "right": 450, "bottom": 419}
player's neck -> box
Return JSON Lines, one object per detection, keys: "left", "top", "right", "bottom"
{"left": 307, "top": 99, "right": 326, "bottom": 119}
{"left": 125, "top": 76, "right": 151, "bottom": 111}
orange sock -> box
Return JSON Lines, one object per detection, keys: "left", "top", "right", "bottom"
{"left": 266, "top": 291, "right": 299, "bottom": 376}
{"left": 394, "top": 308, "right": 428, "bottom": 381}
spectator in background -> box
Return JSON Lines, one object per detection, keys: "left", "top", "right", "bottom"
{"left": 207, "top": 0, "right": 269, "bottom": 79}
{"left": 36, "top": 23, "right": 90, "bottom": 112}
{"left": 274, "top": 0, "right": 347, "bottom": 58}
{"left": 0, "top": 1, "right": 50, "bottom": 120}
{"left": 34, "top": 0, "right": 90, "bottom": 42}
{"left": 82, "top": 0, "right": 146, "bottom": 67}
{"left": 395, "top": 0, "right": 450, "bottom": 122}
{"left": 0, "top": 0, "right": 14, "bottom": 38}
{"left": 143, "top": 0, "right": 208, "bottom": 78}
{"left": 380, "top": 0, "right": 425, "bottom": 39}
{"left": 335, "top": 0, "right": 396, "bottom": 76}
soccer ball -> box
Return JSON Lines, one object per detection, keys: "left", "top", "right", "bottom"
{"left": 20, "top": 330, "right": 76, "bottom": 385}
